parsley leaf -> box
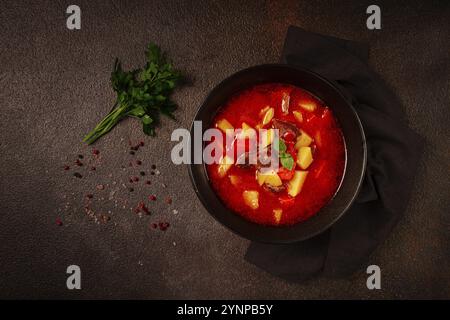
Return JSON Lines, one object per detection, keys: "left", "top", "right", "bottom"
{"left": 83, "top": 43, "right": 182, "bottom": 144}
{"left": 280, "top": 154, "right": 294, "bottom": 170}
{"left": 277, "top": 139, "right": 287, "bottom": 153}
{"left": 276, "top": 139, "right": 294, "bottom": 170}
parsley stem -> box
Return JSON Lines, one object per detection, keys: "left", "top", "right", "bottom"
{"left": 83, "top": 102, "right": 129, "bottom": 144}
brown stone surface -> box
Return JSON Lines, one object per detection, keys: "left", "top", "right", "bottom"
{"left": 0, "top": 0, "right": 448, "bottom": 299}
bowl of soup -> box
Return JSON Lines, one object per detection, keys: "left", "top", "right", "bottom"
{"left": 189, "top": 64, "right": 366, "bottom": 243}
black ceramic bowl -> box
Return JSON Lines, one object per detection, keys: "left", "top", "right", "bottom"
{"left": 189, "top": 64, "right": 366, "bottom": 243}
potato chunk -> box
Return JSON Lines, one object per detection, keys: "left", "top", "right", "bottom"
{"left": 240, "top": 122, "right": 256, "bottom": 139}
{"left": 298, "top": 101, "right": 317, "bottom": 112}
{"left": 216, "top": 119, "right": 234, "bottom": 133}
{"left": 229, "top": 175, "right": 241, "bottom": 186}
{"left": 287, "top": 171, "right": 308, "bottom": 197}
{"left": 260, "top": 128, "right": 274, "bottom": 148}
{"left": 242, "top": 122, "right": 252, "bottom": 130}
{"left": 217, "top": 155, "right": 234, "bottom": 178}
{"left": 243, "top": 191, "right": 259, "bottom": 209}
{"left": 273, "top": 209, "right": 282, "bottom": 224}
{"left": 262, "top": 107, "right": 275, "bottom": 125}
{"left": 263, "top": 171, "right": 283, "bottom": 187}
{"left": 256, "top": 169, "right": 282, "bottom": 187}
{"left": 297, "top": 146, "right": 313, "bottom": 169}
{"left": 293, "top": 111, "right": 303, "bottom": 123}
{"left": 256, "top": 171, "right": 266, "bottom": 186}
{"left": 294, "top": 130, "right": 313, "bottom": 149}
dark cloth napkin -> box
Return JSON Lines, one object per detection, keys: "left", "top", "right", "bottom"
{"left": 245, "top": 26, "right": 424, "bottom": 281}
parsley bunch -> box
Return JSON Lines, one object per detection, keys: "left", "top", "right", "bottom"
{"left": 83, "top": 43, "right": 182, "bottom": 144}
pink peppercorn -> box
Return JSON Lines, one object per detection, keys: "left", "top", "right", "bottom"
{"left": 159, "top": 222, "right": 170, "bottom": 231}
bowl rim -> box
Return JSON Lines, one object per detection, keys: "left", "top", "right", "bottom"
{"left": 188, "top": 63, "right": 367, "bottom": 243}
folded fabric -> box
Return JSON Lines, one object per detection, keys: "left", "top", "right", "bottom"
{"left": 245, "top": 26, "right": 424, "bottom": 281}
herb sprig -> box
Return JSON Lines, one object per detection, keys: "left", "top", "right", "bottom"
{"left": 277, "top": 139, "right": 294, "bottom": 170}
{"left": 83, "top": 43, "right": 181, "bottom": 144}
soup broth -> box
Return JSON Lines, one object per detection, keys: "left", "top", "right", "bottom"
{"left": 206, "top": 83, "right": 346, "bottom": 226}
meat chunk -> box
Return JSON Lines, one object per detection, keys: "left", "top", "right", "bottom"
{"left": 272, "top": 119, "right": 300, "bottom": 138}
{"left": 263, "top": 183, "right": 286, "bottom": 193}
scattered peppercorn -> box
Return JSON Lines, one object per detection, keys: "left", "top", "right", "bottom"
{"left": 63, "top": 139, "right": 174, "bottom": 230}
{"left": 158, "top": 222, "right": 170, "bottom": 231}
{"left": 136, "top": 201, "right": 150, "bottom": 215}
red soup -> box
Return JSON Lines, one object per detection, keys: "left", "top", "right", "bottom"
{"left": 206, "top": 83, "right": 346, "bottom": 226}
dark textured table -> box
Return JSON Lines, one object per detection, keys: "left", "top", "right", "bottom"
{"left": 0, "top": 0, "right": 449, "bottom": 299}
